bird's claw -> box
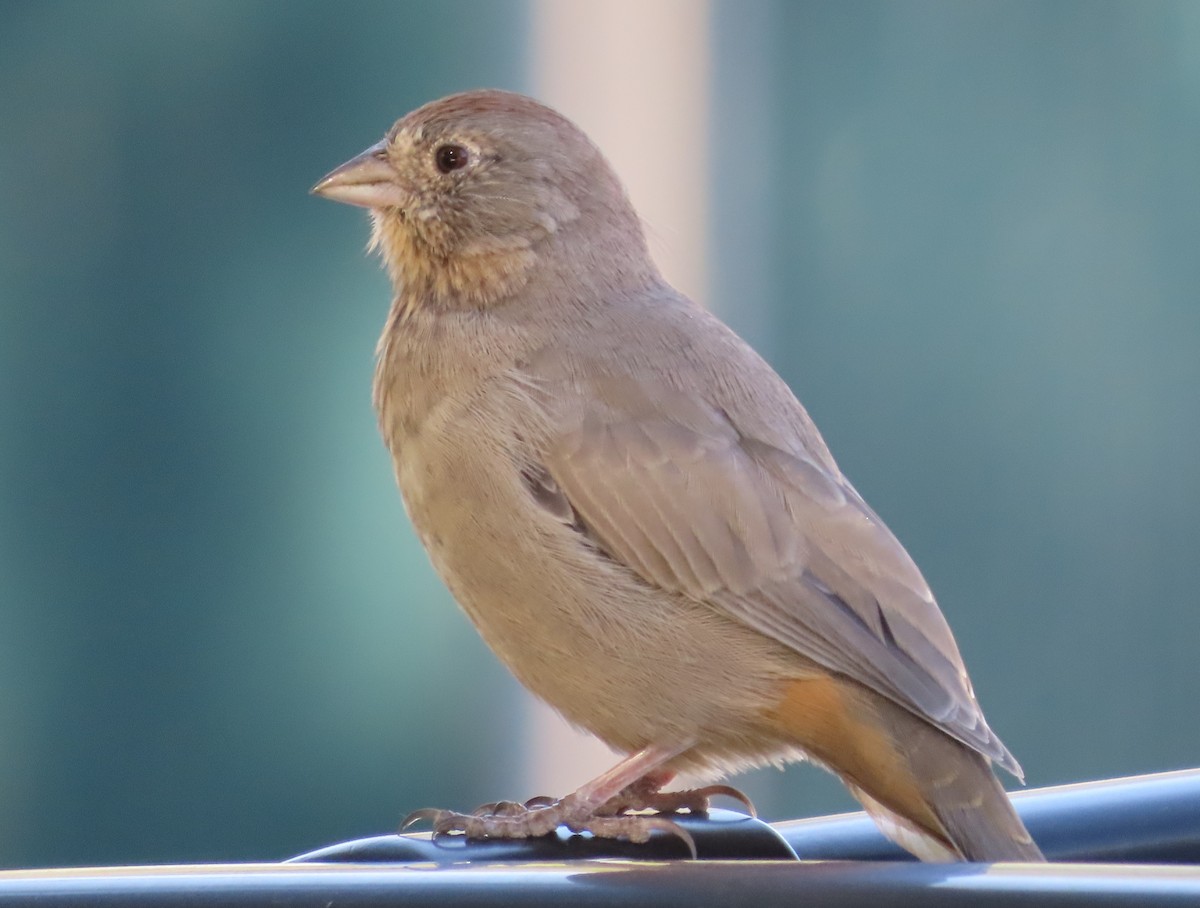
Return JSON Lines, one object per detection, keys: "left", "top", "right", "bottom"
{"left": 682, "top": 783, "right": 758, "bottom": 818}
{"left": 400, "top": 807, "right": 452, "bottom": 833}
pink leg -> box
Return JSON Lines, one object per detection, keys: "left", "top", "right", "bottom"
{"left": 567, "top": 742, "right": 692, "bottom": 814}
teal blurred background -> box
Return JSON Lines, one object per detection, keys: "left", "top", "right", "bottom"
{"left": 2, "top": 0, "right": 1198, "bottom": 868}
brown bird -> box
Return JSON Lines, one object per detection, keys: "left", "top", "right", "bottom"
{"left": 312, "top": 89, "right": 1043, "bottom": 862}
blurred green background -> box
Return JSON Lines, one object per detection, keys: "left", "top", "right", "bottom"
{"left": 2, "top": 0, "right": 1198, "bottom": 868}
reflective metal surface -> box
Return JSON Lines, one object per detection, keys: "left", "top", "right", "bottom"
{"left": 3, "top": 771, "right": 1200, "bottom": 906}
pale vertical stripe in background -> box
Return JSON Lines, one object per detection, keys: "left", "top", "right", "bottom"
{"left": 524, "top": 0, "right": 713, "bottom": 797}
{"left": 531, "top": 0, "right": 712, "bottom": 311}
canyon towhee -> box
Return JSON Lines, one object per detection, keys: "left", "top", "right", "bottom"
{"left": 312, "top": 89, "right": 1043, "bottom": 862}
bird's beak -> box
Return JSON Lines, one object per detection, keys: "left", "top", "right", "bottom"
{"left": 311, "top": 139, "right": 407, "bottom": 209}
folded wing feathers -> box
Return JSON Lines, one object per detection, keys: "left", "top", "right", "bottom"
{"left": 541, "top": 392, "right": 1021, "bottom": 776}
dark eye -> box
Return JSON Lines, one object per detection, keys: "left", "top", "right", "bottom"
{"left": 435, "top": 144, "right": 469, "bottom": 174}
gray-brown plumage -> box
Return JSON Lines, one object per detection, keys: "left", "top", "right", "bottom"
{"left": 312, "top": 89, "right": 1043, "bottom": 862}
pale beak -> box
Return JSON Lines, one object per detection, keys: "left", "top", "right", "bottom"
{"left": 311, "top": 139, "right": 407, "bottom": 209}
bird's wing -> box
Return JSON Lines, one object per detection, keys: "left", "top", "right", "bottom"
{"left": 535, "top": 373, "right": 1020, "bottom": 776}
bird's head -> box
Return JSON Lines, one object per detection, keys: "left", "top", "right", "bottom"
{"left": 313, "top": 89, "right": 652, "bottom": 308}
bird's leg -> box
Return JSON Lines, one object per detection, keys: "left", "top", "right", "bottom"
{"left": 402, "top": 742, "right": 701, "bottom": 853}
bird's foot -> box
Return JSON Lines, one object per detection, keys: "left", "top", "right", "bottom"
{"left": 402, "top": 792, "right": 698, "bottom": 856}
{"left": 598, "top": 777, "right": 757, "bottom": 818}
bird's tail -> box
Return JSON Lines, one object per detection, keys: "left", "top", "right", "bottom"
{"left": 768, "top": 673, "right": 1044, "bottom": 862}
{"left": 852, "top": 692, "right": 1045, "bottom": 862}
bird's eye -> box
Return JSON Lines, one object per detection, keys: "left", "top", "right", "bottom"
{"left": 435, "top": 144, "right": 469, "bottom": 174}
